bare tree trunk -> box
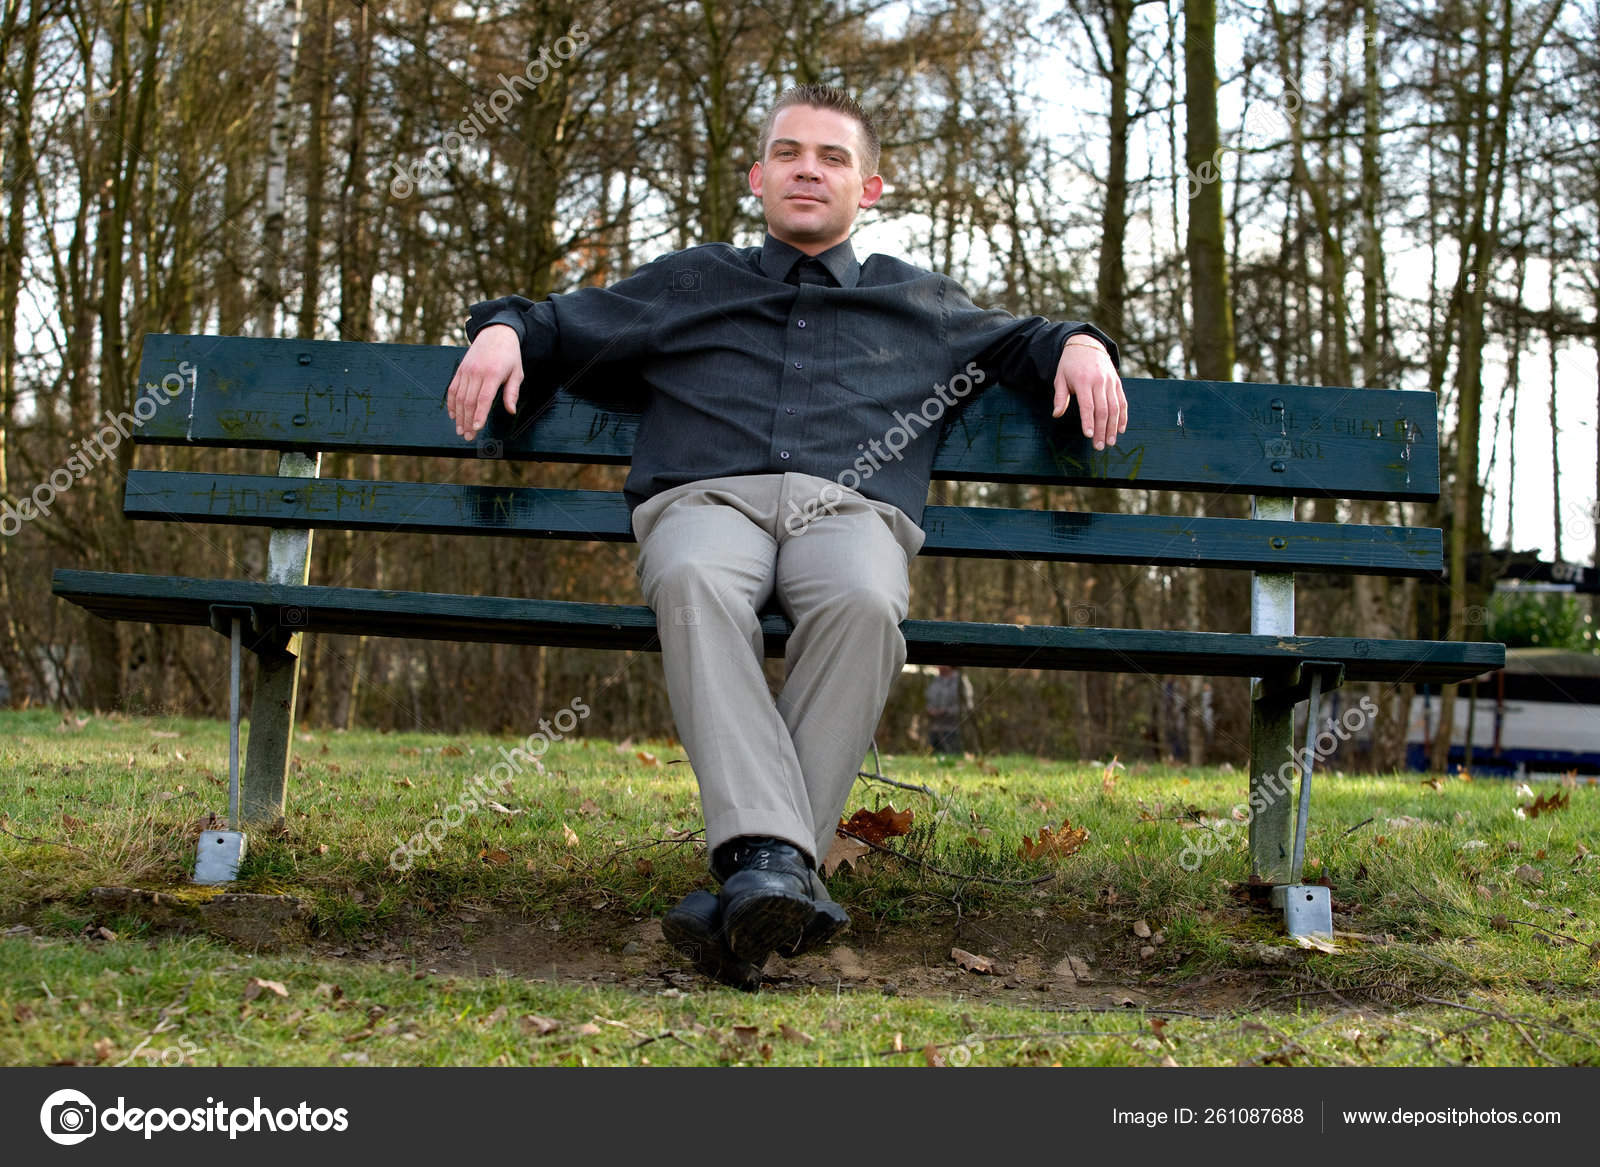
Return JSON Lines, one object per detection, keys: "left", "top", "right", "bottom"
{"left": 257, "top": 0, "right": 302, "bottom": 336}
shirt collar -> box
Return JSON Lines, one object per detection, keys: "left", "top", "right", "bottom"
{"left": 759, "top": 233, "right": 861, "bottom": 289}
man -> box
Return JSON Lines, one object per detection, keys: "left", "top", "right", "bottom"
{"left": 925, "top": 665, "right": 975, "bottom": 755}
{"left": 445, "top": 85, "right": 1125, "bottom": 988}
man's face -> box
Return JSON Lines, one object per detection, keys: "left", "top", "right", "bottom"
{"left": 750, "top": 105, "right": 883, "bottom": 254}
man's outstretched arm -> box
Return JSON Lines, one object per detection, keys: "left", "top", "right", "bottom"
{"left": 940, "top": 279, "right": 1126, "bottom": 451}
{"left": 445, "top": 250, "right": 686, "bottom": 442}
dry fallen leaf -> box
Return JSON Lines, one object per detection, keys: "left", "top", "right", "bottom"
{"left": 482, "top": 1005, "right": 509, "bottom": 1026}
{"left": 952, "top": 947, "right": 997, "bottom": 974}
{"left": 637, "top": 750, "right": 661, "bottom": 767}
{"left": 1019, "top": 819, "right": 1090, "bottom": 861}
{"left": 480, "top": 848, "right": 511, "bottom": 866}
{"left": 821, "top": 834, "right": 871, "bottom": 876}
{"left": 1520, "top": 791, "right": 1570, "bottom": 819}
{"left": 520, "top": 1014, "right": 561, "bottom": 1036}
{"left": 92, "top": 1037, "right": 115, "bottom": 1063}
{"left": 243, "top": 977, "right": 289, "bottom": 1002}
{"left": 839, "top": 805, "right": 913, "bottom": 846}
{"left": 778, "top": 1024, "right": 813, "bottom": 1045}
{"left": 562, "top": 822, "right": 580, "bottom": 849}
{"left": 1132, "top": 919, "right": 1152, "bottom": 939}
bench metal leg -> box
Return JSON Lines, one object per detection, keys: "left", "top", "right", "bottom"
{"left": 239, "top": 451, "right": 320, "bottom": 830}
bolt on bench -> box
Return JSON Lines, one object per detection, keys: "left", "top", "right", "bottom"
{"left": 53, "top": 334, "right": 1503, "bottom": 924}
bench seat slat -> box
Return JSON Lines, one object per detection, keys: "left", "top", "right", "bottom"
{"left": 135, "top": 333, "right": 1441, "bottom": 499}
{"left": 124, "top": 470, "right": 1443, "bottom": 576}
{"left": 53, "top": 569, "right": 1503, "bottom": 684}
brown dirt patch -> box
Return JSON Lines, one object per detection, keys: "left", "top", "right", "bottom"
{"left": 294, "top": 902, "right": 1264, "bottom": 1014}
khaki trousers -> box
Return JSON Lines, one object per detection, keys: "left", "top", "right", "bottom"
{"left": 631, "top": 473, "right": 926, "bottom": 867}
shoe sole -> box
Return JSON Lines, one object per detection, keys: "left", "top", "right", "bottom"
{"left": 722, "top": 891, "right": 814, "bottom": 964}
{"left": 783, "top": 908, "right": 849, "bottom": 958}
{"left": 661, "top": 912, "right": 762, "bottom": 990}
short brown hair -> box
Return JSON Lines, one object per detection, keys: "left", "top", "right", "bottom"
{"left": 757, "top": 84, "right": 881, "bottom": 177}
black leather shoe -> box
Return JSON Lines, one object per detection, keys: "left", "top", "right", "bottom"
{"left": 661, "top": 890, "right": 763, "bottom": 990}
{"left": 780, "top": 872, "right": 850, "bottom": 957}
{"left": 714, "top": 837, "right": 815, "bottom": 964}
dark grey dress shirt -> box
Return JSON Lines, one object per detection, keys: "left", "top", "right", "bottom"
{"left": 465, "top": 233, "right": 1118, "bottom": 527}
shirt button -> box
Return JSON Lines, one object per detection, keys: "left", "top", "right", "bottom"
{"left": 797, "top": 320, "right": 806, "bottom": 328}
{"left": 779, "top": 450, "right": 791, "bottom": 460}
{"left": 785, "top": 407, "right": 796, "bottom": 414}
{"left": 794, "top": 361, "right": 803, "bottom": 369}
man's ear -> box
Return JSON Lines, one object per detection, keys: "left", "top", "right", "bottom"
{"left": 858, "top": 173, "right": 884, "bottom": 210}
{"left": 749, "top": 161, "right": 765, "bottom": 198}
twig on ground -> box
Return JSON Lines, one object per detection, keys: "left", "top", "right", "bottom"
{"left": 856, "top": 769, "right": 939, "bottom": 800}
{"left": 0, "top": 824, "right": 95, "bottom": 856}
{"left": 1482, "top": 913, "right": 1586, "bottom": 948}
{"left": 577, "top": 830, "right": 705, "bottom": 874}
{"left": 837, "top": 828, "right": 1056, "bottom": 888}
{"left": 1343, "top": 817, "right": 1375, "bottom": 837}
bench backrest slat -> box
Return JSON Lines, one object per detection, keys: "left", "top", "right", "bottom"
{"left": 135, "top": 333, "right": 1440, "bottom": 500}
{"left": 124, "top": 469, "right": 1444, "bottom": 576}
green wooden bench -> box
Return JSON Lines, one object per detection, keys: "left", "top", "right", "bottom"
{"left": 52, "top": 332, "right": 1503, "bottom": 894}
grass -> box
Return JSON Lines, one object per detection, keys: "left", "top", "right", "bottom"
{"left": 2, "top": 707, "right": 1597, "bottom": 1067}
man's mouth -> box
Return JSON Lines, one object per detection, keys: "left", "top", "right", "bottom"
{"left": 786, "top": 193, "right": 825, "bottom": 203}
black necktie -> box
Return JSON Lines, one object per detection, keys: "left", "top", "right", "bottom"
{"left": 789, "top": 257, "right": 834, "bottom": 287}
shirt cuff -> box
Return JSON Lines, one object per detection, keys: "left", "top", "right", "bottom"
{"left": 465, "top": 303, "right": 528, "bottom": 345}
{"left": 1062, "top": 324, "right": 1120, "bottom": 370}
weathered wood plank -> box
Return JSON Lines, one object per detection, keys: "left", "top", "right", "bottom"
{"left": 134, "top": 334, "right": 1441, "bottom": 499}
{"left": 53, "top": 569, "right": 1504, "bottom": 683}
{"left": 123, "top": 470, "right": 1444, "bottom": 575}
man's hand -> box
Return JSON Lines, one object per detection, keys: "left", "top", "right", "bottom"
{"left": 1051, "top": 336, "right": 1126, "bottom": 450}
{"left": 446, "top": 324, "right": 523, "bottom": 441}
